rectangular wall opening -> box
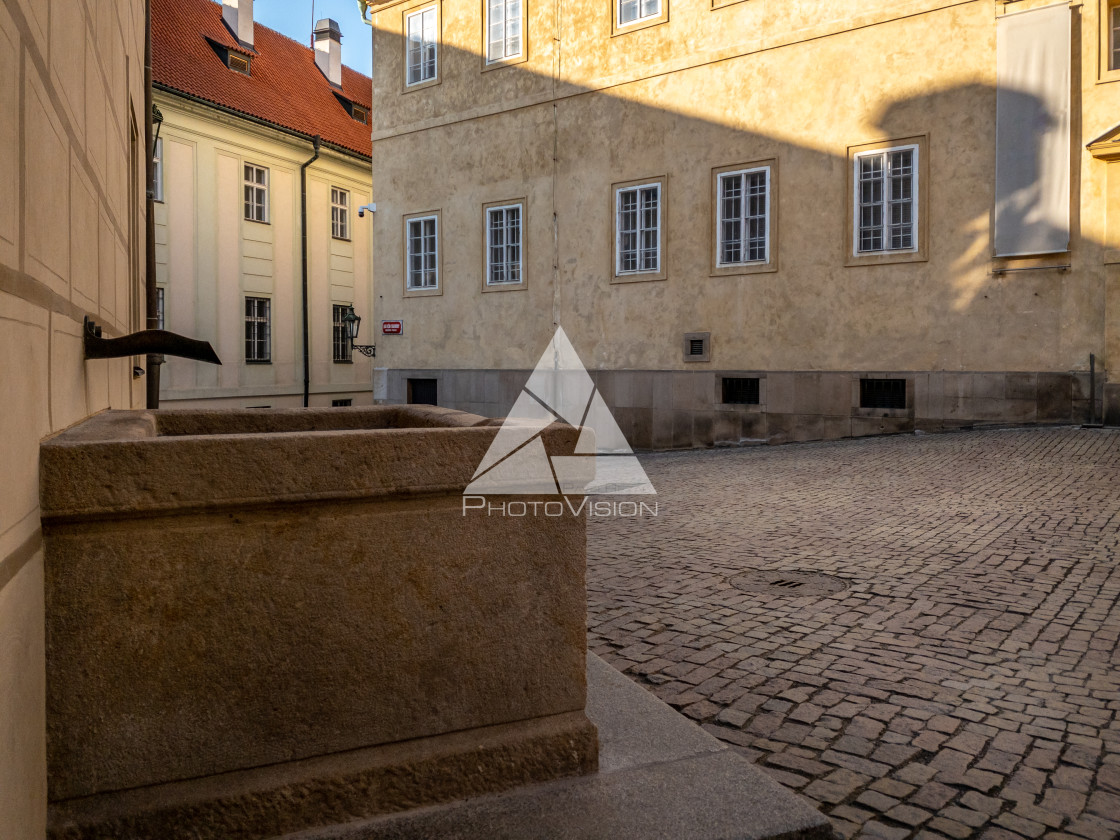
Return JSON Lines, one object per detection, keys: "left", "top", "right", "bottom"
{"left": 722, "top": 377, "right": 760, "bottom": 405}
{"left": 407, "top": 378, "right": 438, "bottom": 405}
{"left": 860, "top": 378, "right": 906, "bottom": 409}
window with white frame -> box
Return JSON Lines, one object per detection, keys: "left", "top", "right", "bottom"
{"left": 618, "top": 0, "right": 659, "bottom": 27}
{"left": 331, "top": 188, "right": 349, "bottom": 240}
{"left": 616, "top": 183, "right": 661, "bottom": 275}
{"left": 717, "top": 167, "right": 769, "bottom": 266}
{"left": 854, "top": 145, "right": 917, "bottom": 254}
{"left": 245, "top": 296, "right": 271, "bottom": 362}
{"left": 1111, "top": 2, "right": 1120, "bottom": 70}
{"left": 152, "top": 137, "right": 164, "bottom": 202}
{"left": 156, "top": 287, "right": 165, "bottom": 330}
{"left": 333, "top": 304, "right": 352, "bottom": 362}
{"left": 243, "top": 163, "right": 269, "bottom": 223}
{"left": 407, "top": 215, "right": 439, "bottom": 289}
{"left": 486, "top": 0, "right": 523, "bottom": 63}
{"left": 486, "top": 204, "right": 522, "bottom": 285}
{"left": 406, "top": 6, "right": 438, "bottom": 86}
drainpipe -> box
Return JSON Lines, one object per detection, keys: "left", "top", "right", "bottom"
{"left": 144, "top": 0, "right": 161, "bottom": 408}
{"left": 300, "top": 135, "right": 321, "bottom": 408}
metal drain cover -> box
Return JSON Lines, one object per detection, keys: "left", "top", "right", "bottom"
{"left": 729, "top": 570, "right": 850, "bottom": 597}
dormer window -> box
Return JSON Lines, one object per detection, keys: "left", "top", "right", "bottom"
{"left": 351, "top": 104, "right": 368, "bottom": 124}
{"left": 229, "top": 53, "right": 250, "bottom": 75}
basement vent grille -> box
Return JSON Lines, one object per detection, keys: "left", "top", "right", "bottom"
{"left": 332, "top": 399, "right": 352, "bottom": 407}
{"left": 722, "top": 377, "right": 760, "bottom": 405}
{"left": 860, "top": 378, "right": 906, "bottom": 410}
{"left": 689, "top": 339, "right": 705, "bottom": 356}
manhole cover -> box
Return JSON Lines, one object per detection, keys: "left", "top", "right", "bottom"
{"left": 729, "top": 570, "right": 850, "bottom": 597}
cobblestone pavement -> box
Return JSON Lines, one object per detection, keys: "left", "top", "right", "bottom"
{"left": 587, "top": 428, "right": 1120, "bottom": 840}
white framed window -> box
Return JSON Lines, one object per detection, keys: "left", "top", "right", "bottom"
{"left": 406, "top": 6, "right": 438, "bottom": 86}
{"left": 1112, "top": 2, "right": 1120, "bottom": 70}
{"left": 854, "top": 144, "right": 917, "bottom": 254}
{"left": 152, "top": 137, "right": 164, "bottom": 202}
{"left": 615, "top": 182, "right": 661, "bottom": 275}
{"left": 486, "top": 203, "right": 523, "bottom": 285}
{"left": 156, "top": 287, "right": 165, "bottom": 330}
{"left": 618, "top": 0, "right": 660, "bottom": 27}
{"left": 245, "top": 296, "right": 271, "bottom": 363}
{"left": 244, "top": 163, "right": 269, "bottom": 223}
{"left": 331, "top": 188, "right": 349, "bottom": 240}
{"left": 407, "top": 215, "right": 439, "bottom": 290}
{"left": 332, "top": 303, "right": 352, "bottom": 362}
{"left": 486, "top": 0, "right": 523, "bottom": 63}
{"left": 717, "top": 166, "right": 769, "bottom": 266}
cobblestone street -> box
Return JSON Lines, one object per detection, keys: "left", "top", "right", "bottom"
{"left": 587, "top": 428, "right": 1120, "bottom": 840}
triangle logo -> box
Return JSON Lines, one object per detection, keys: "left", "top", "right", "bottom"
{"left": 464, "top": 327, "right": 656, "bottom": 496}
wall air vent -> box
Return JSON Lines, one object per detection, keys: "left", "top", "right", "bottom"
{"left": 683, "top": 332, "right": 710, "bottom": 363}
{"left": 860, "top": 378, "right": 906, "bottom": 409}
{"left": 722, "top": 377, "right": 760, "bottom": 405}
{"left": 229, "top": 53, "right": 251, "bottom": 75}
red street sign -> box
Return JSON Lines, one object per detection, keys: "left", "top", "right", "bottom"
{"left": 381, "top": 320, "right": 403, "bottom": 335}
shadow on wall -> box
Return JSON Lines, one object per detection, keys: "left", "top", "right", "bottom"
{"left": 368, "top": 34, "right": 1109, "bottom": 440}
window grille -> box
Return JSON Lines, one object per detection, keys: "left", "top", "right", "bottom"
{"left": 719, "top": 168, "right": 768, "bottom": 265}
{"left": 487, "top": 204, "right": 522, "bottom": 285}
{"left": 722, "top": 377, "right": 760, "bottom": 405}
{"left": 860, "top": 378, "right": 906, "bottom": 409}
{"left": 332, "top": 398, "right": 352, "bottom": 407}
{"left": 333, "top": 304, "right": 352, "bottom": 362}
{"left": 245, "top": 297, "right": 271, "bottom": 363}
{"left": 617, "top": 184, "right": 660, "bottom": 274}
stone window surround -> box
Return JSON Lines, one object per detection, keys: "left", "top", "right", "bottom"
{"left": 612, "top": 176, "right": 667, "bottom": 283}
{"left": 403, "top": 1, "right": 441, "bottom": 92}
{"left": 710, "top": 158, "right": 778, "bottom": 277}
{"left": 482, "top": 198, "right": 527, "bottom": 292}
{"left": 1099, "top": 0, "right": 1120, "bottom": 83}
{"left": 845, "top": 135, "right": 929, "bottom": 267}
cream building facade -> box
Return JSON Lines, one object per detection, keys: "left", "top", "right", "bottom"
{"left": 154, "top": 0, "right": 375, "bottom": 408}
{"left": 362, "top": 0, "right": 1120, "bottom": 447}
{"left": 0, "top": 0, "right": 149, "bottom": 837}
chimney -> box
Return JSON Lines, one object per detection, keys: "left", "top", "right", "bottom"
{"left": 314, "top": 19, "right": 343, "bottom": 87}
{"left": 222, "top": 0, "right": 254, "bottom": 49}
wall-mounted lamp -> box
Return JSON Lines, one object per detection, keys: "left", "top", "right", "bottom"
{"left": 341, "top": 306, "right": 375, "bottom": 357}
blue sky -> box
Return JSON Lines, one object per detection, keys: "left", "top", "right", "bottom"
{"left": 228, "top": 0, "right": 373, "bottom": 75}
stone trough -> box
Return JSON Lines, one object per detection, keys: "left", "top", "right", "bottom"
{"left": 40, "top": 406, "right": 596, "bottom": 840}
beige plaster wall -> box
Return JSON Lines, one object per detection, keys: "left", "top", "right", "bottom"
{"left": 0, "top": 0, "right": 148, "bottom": 837}
{"left": 154, "top": 95, "right": 375, "bottom": 408}
{"left": 368, "top": 0, "right": 1110, "bottom": 385}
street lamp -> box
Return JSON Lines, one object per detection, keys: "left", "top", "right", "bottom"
{"left": 342, "top": 306, "right": 376, "bottom": 357}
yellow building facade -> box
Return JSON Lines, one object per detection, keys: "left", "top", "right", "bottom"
{"left": 363, "top": 0, "right": 1120, "bottom": 446}
{"left": 0, "top": 1, "right": 149, "bottom": 837}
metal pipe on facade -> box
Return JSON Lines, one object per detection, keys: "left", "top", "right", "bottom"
{"left": 144, "top": 0, "right": 162, "bottom": 409}
{"left": 300, "top": 135, "right": 322, "bottom": 408}
{"left": 1090, "top": 353, "right": 1098, "bottom": 426}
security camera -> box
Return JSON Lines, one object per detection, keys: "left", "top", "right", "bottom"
{"left": 358, "top": 203, "right": 377, "bottom": 218}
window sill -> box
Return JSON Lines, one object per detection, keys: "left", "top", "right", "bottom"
{"left": 403, "top": 76, "right": 441, "bottom": 94}
{"left": 710, "top": 261, "right": 776, "bottom": 277}
{"left": 611, "top": 13, "right": 669, "bottom": 37}
{"left": 611, "top": 272, "right": 667, "bottom": 284}
{"left": 244, "top": 218, "right": 270, "bottom": 226}
{"left": 482, "top": 52, "right": 528, "bottom": 72}
{"left": 245, "top": 360, "right": 272, "bottom": 365}
{"left": 845, "top": 249, "right": 926, "bottom": 268}
{"left": 333, "top": 359, "right": 354, "bottom": 365}
{"left": 404, "top": 285, "right": 442, "bottom": 298}
{"left": 482, "top": 281, "right": 527, "bottom": 293}
{"left": 332, "top": 236, "right": 351, "bottom": 242}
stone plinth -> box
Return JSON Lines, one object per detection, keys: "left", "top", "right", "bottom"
{"left": 40, "top": 407, "right": 596, "bottom": 840}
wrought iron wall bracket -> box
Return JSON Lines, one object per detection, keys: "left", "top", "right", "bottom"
{"left": 352, "top": 343, "right": 376, "bottom": 358}
{"left": 84, "top": 317, "right": 222, "bottom": 365}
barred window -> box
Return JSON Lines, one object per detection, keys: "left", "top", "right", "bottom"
{"left": 619, "top": 0, "right": 659, "bottom": 26}
{"left": 718, "top": 167, "right": 769, "bottom": 265}
{"left": 244, "top": 163, "right": 268, "bottom": 223}
{"left": 406, "top": 7, "right": 438, "bottom": 85}
{"left": 855, "top": 146, "right": 916, "bottom": 254}
{"left": 331, "top": 188, "right": 349, "bottom": 240}
{"left": 407, "top": 216, "right": 439, "bottom": 289}
{"left": 156, "top": 287, "right": 165, "bottom": 330}
{"left": 486, "top": 204, "right": 522, "bottom": 285}
{"left": 244, "top": 297, "right": 270, "bottom": 363}
{"left": 486, "top": 0, "right": 522, "bottom": 62}
{"left": 616, "top": 183, "right": 661, "bottom": 275}
{"left": 333, "top": 304, "right": 352, "bottom": 362}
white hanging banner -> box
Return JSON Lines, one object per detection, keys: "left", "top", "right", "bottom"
{"left": 994, "top": 3, "right": 1071, "bottom": 257}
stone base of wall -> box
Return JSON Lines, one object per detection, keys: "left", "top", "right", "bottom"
{"left": 384, "top": 369, "right": 1111, "bottom": 449}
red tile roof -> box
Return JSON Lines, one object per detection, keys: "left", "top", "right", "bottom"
{"left": 153, "top": 0, "right": 372, "bottom": 158}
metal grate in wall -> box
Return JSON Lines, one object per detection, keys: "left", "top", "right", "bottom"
{"left": 689, "top": 339, "right": 706, "bottom": 356}
{"left": 722, "top": 377, "right": 760, "bottom": 405}
{"left": 860, "top": 378, "right": 906, "bottom": 409}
